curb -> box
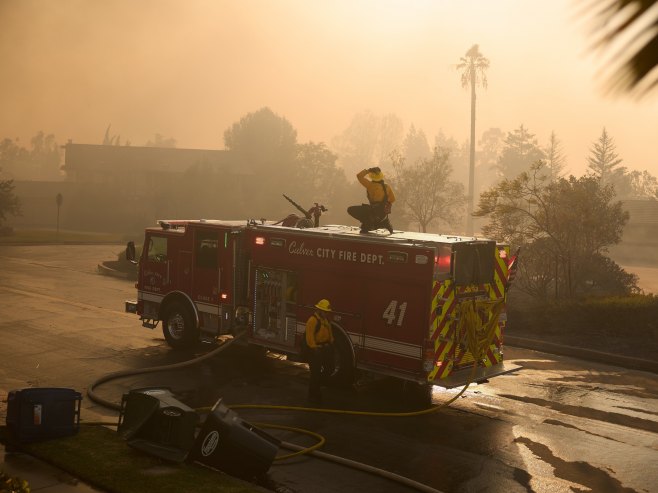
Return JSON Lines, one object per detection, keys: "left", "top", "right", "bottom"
{"left": 0, "top": 241, "right": 125, "bottom": 246}
{"left": 506, "top": 335, "right": 658, "bottom": 374}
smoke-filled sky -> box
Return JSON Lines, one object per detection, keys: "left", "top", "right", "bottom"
{"left": 1, "top": 0, "right": 657, "bottom": 178}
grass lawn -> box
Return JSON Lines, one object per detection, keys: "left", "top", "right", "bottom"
{"left": 1, "top": 425, "right": 260, "bottom": 493}
{"left": 0, "top": 229, "right": 128, "bottom": 245}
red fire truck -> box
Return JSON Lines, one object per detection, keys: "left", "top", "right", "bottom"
{"left": 125, "top": 220, "right": 516, "bottom": 388}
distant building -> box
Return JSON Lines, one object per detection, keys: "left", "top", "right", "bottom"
{"left": 611, "top": 199, "right": 658, "bottom": 265}
{"left": 620, "top": 199, "right": 658, "bottom": 245}
{"left": 622, "top": 199, "right": 658, "bottom": 227}
{"left": 61, "top": 142, "right": 246, "bottom": 187}
{"left": 10, "top": 142, "right": 252, "bottom": 233}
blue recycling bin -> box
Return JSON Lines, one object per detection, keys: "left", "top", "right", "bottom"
{"left": 5, "top": 387, "right": 81, "bottom": 443}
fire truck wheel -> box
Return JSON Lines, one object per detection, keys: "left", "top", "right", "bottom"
{"left": 331, "top": 331, "right": 355, "bottom": 387}
{"left": 162, "top": 301, "right": 199, "bottom": 349}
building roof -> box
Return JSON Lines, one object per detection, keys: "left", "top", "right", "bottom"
{"left": 622, "top": 199, "right": 658, "bottom": 225}
{"left": 62, "top": 143, "right": 249, "bottom": 176}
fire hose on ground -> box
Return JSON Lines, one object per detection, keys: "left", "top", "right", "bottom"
{"left": 86, "top": 299, "right": 503, "bottom": 493}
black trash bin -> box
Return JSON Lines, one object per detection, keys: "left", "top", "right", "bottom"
{"left": 190, "top": 398, "right": 280, "bottom": 480}
{"left": 5, "top": 387, "right": 81, "bottom": 443}
{"left": 117, "top": 387, "right": 198, "bottom": 462}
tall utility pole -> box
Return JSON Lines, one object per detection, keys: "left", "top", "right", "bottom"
{"left": 457, "top": 44, "right": 489, "bottom": 236}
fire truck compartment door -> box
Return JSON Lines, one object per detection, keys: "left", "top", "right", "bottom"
{"left": 362, "top": 281, "right": 427, "bottom": 372}
{"left": 253, "top": 268, "right": 297, "bottom": 347}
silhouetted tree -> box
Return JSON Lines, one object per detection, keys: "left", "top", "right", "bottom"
{"left": 587, "top": 128, "right": 624, "bottom": 181}
{"left": 607, "top": 167, "right": 658, "bottom": 199}
{"left": 29, "top": 132, "right": 61, "bottom": 180}
{"left": 224, "top": 107, "right": 297, "bottom": 170}
{"left": 0, "top": 172, "right": 21, "bottom": 226}
{"left": 223, "top": 107, "right": 299, "bottom": 214}
{"left": 391, "top": 146, "right": 466, "bottom": 233}
{"left": 0, "top": 133, "right": 61, "bottom": 181}
{"left": 627, "top": 170, "right": 658, "bottom": 198}
{"left": 476, "top": 127, "right": 505, "bottom": 194}
{"left": 292, "top": 142, "right": 343, "bottom": 196}
{"left": 434, "top": 131, "right": 470, "bottom": 186}
{"left": 145, "top": 133, "right": 177, "bottom": 148}
{"left": 289, "top": 142, "right": 352, "bottom": 223}
{"left": 585, "top": 128, "right": 658, "bottom": 199}
{"left": 475, "top": 161, "right": 633, "bottom": 297}
{"left": 0, "top": 138, "right": 28, "bottom": 180}
{"left": 102, "top": 125, "right": 121, "bottom": 146}
{"left": 457, "top": 44, "right": 489, "bottom": 235}
{"left": 544, "top": 131, "right": 567, "bottom": 182}
{"left": 496, "top": 125, "right": 545, "bottom": 179}
{"left": 330, "top": 110, "right": 403, "bottom": 179}
{"left": 401, "top": 125, "right": 431, "bottom": 165}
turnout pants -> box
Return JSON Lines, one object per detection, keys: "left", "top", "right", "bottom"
{"left": 308, "top": 344, "right": 335, "bottom": 400}
{"left": 348, "top": 203, "right": 391, "bottom": 232}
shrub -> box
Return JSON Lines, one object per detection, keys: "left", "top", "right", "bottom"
{"left": 0, "top": 469, "right": 30, "bottom": 493}
{"left": 508, "top": 294, "right": 658, "bottom": 339}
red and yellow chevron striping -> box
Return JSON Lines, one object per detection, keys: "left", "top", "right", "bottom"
{"left": 427, "top": 245, "right": 509, "bottom": 382}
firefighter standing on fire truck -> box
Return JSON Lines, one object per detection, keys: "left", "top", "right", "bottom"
{"left": 306, "top": 299, "right": 335, "bottom": 405}
{"left": 347, "top": 166, "right": 395, "bottom": 234}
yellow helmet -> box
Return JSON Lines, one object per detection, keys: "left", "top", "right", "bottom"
{"left": 314, "top": 299, "right": 332, "bottom": 312}
{"left": 369, "top": 171, "right": 384, "bottom": 181}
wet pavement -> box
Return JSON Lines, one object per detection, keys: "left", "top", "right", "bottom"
{"left": 1, "top": 244, "right": 658, "bottom": 493}
{"left": 459, "top": 353, "right": 658, "bottom": 493}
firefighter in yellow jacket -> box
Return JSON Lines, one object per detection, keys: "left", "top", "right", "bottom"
{"left": 347, "top": 167, "right": 396, "bottom": 234}
{"left": 306, "top": 299, "right": 335, "bottom": 404}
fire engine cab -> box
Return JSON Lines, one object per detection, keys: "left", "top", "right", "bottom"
{"left": 126, "top": 220, "right": 516, "bottom": 388}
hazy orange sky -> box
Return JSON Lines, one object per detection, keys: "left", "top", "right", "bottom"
{"left": 1, "top": 0, "right": 657, "bottom": 178}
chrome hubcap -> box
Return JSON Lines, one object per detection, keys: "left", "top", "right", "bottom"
{"left": 167, "top": 313, "right": 185, "bottom": 339}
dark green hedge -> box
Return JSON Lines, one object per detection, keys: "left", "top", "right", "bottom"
{"left": 507, "top": 294, "right": 658, "bottom": 341}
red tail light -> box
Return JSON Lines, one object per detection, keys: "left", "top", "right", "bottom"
{"left": 435, "top": 254, "right": 450, "bottom": 271}
{"left": 433, "top": 246, "right": 451, "bottom": 280}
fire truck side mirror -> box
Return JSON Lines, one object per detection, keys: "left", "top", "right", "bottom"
{"left": 126, "top": 241, "right": 138, "bottom": 264}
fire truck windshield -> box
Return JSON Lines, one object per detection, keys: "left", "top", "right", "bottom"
{"left": 147, "top": 236, "right": 168, "bottom": 263}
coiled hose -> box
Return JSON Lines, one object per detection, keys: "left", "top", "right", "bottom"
{"left": 87, "top": 332, "right": 247, "bottom": 411}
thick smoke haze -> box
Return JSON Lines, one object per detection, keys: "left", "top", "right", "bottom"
{"left": 1, "top": 0, "right": 657, "bottom": 177}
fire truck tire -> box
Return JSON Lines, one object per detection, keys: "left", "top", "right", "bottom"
{"left": 332, "top": 330, "right": 355, "bottom": 387}
{"left": 162, "top": 301, "right": 199, "bottom": 349}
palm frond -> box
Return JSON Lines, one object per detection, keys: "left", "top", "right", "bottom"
{"left": 581, "top": 0, "right": 658, "bottom": 97}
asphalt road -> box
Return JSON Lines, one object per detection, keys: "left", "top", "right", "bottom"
{"left": 1, "top": 244, "right": 656, "bottom": 493}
